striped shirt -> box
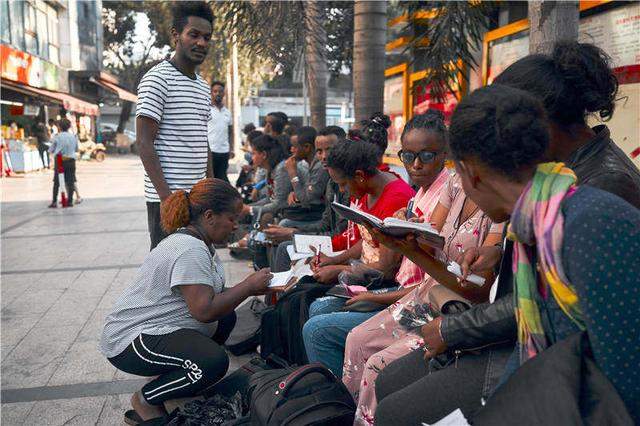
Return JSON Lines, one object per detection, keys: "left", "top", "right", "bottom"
{"left": 136, "top": 61, "right": 211, "bottom": 202}
{"left": 99, "top": 232, "right": 225, "bottom": 358}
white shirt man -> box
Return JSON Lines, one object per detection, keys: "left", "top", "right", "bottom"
{"left": 207, "top": 81, "right": 233, "bottom": 182}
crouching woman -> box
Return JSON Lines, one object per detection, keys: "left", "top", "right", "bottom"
{"left": 99, "top": 178, "right": 272, "bottom": 422}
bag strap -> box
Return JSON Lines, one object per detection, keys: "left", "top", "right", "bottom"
{"left": 279, "top": 363, "right": 337, "bottom": 397}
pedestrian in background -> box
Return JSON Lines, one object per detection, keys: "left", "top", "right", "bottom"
{"left": 207, "top": 80, "right": 233, "bottom": 182}
{"left": 33, "top": 121, "right": 50, "bottom": 169}
{"left": 48, "top": 118, "right": 78, "bottom": 208}
{"left": 136, "top": 2, "right": 214, "bottom": 250}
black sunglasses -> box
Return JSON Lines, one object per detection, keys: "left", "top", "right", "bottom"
{"left": 398, "top": 150, "right": 438, "bottom": 164}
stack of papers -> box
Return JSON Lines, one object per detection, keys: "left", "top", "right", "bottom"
{"left": 331, "top": 202, "right": 445, "bottom": 249}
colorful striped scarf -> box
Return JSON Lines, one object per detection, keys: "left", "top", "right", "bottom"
{"left": 507, "top": 162, "right": 585, "bottom": 363}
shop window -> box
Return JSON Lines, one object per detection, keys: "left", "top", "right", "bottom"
{"left": 36, "top": 8, "right": 48, "bottom": 60}
{"left": 1, "top": 0, "right": 10, "bottom": 43}
{"left": 24, "top": 2, "right": 38, "bottom": 55}
{"left": 47, "top": 5, "right": 59, "bottom": 64}
{"left": 9, "top": 1, "right": 25, "bottom": 49}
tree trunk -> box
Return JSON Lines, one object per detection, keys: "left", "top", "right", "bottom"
{"left": 304, "top": 1, "right": 328, "bottom": 129}
{"left": 528, "top": 1, "right": 579, "bottom": 55}
{"left": 353, "top": 0, "right": 387, "bottom": 121}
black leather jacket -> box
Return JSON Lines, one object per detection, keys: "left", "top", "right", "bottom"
{"left": 440, "top": 125, "right": 640, "bottom": 349}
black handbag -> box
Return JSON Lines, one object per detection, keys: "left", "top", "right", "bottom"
{"left": 248, "top": 363, "right": 355, "bottom": 426}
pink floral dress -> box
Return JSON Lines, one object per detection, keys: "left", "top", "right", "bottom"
{"left": 342, "top": 174, "right": 504, "bottom": 425}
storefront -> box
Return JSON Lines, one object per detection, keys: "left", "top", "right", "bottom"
{"left": 482, "top": 0, "right": 640, "bottom": 166}
{"left": 1, "top": 43, "right": 99, "bottom": 174}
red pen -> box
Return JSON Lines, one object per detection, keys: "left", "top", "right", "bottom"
{"left": 316, "top": 244, "right": 322, "bottom": 266}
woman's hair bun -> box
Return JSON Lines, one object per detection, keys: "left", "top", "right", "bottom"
{"left": 551, "top": 41, "right": 618, "bottom": 121}
{"left": 369, "top": 112, "right": 392, "bottom": 129}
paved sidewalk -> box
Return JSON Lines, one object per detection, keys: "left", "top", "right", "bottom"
{"left": 1, "top": 156, "right": 254, "bottom": 425}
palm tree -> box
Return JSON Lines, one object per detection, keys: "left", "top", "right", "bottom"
{"left": 304, "top": 1, "right": 328, "bottom": 128}
{"left": 216, "top": 2, "right": 352, "bottom": 129}
{"left": 399, "top": 1, "right": 495, "bottom": 101}
{"left": 528, "top": 1, "right": 579, "bottom": 54}
{"left": 353, "top": 1, "right": 387, "bottom": 121}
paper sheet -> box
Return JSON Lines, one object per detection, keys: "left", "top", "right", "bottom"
{"left": 293, "top": 234, "right": 333, "bottom": 255}
{"left": 447, "top": 261, "right": 486, "bottom": 286}
{"left": 423, "top": 409, "right": 470, "bottom": 426}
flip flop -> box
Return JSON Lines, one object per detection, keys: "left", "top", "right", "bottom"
{"left": 124, "top": 409, "right": 142, "bottom": 425}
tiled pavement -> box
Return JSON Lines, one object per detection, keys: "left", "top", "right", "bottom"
{"left": 1, "top": 156, "right": 253, "bottom": 425}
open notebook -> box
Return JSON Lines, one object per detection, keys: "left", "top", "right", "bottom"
{"left": 331, "top": 202, "right": 445, "bottom": 249}
{"left": 268, "top": 259, "right": 313, "bottom": 289}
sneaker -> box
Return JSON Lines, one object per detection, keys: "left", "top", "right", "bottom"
{"left": 47, "top": 203, "right": 57, "bottom": 208}
{"left": 75, "top": 197, "right": 83, "bottom": 204}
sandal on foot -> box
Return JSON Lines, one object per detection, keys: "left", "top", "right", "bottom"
{"left": 124, "top": 409, "right": 142, "bottom": 425}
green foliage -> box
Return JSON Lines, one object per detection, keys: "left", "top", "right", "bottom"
{"left": 398, "top": 1, "right": 495, "bottom": 100}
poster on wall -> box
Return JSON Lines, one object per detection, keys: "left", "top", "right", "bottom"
{"left": 412, "top": 81, "right": 458, "bottom": 125}
{"left": 578, "top": 2, "right": 640, "bottom": 83}
{"left": 487, "top": 3, "right": 640, "bottom": 84}
{"left": 384, "top": 75, "right": 405, "bottom": 155}
{"left": 487, "top": 32, "right": 530, "bottom": 84}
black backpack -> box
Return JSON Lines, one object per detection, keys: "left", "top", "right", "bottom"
{"left": 259, "top": 280, "right": 330, "bottom": 365}
{"left": 248, "top": 363, "right": 355, "bottom": 426}
{"left": 225, "top": 297, "right": 267, "bottom": 356}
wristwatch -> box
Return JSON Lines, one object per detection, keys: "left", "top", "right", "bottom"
{"left": 291, "top": 176, "right": 300, "bottom": 185}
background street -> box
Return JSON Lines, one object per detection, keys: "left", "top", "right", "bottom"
{"left": 1, "top": 156, "right": 252, "bottom": 425}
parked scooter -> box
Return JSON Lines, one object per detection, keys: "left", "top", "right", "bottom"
{"left": 78, "top": 139, "right": 107, "bottom": 162}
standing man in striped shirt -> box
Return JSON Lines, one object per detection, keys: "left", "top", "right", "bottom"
{"left": 136, "top": 2, "right": 214, "bottom": 250}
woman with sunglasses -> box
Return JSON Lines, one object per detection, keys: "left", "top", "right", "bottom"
{"left": 343, "top": 175, "right": 503, "bottom": 425}
{"left": 303, "top": 111, "right": 450, "bottom": 376}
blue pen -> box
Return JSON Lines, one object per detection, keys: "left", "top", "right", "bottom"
{"left": 406, "top": 198, "right": 414, "bottom": 219}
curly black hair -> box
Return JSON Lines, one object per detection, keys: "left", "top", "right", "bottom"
{"left": 267, "top": 112, "right": 289, "bottom": 134}
{"left": 172, "top": 2, "right": 214, "bottom": 33}
{"left": 449, "top": 85, "right": 549, "bottom": 179}
{"left": 401, "top": 108, "right": 447, "bottom": 144}
{"left": 250, "top": 134, "right": 287, "bottom": 170}
{"left": 349, "top": 112, "right": 391, "bottom": 156}
{"left": 326, "top": 139, "right": 379, "bottom": 178}
{"left": 296, "top": 126, "right": 318, "bottom": 147}
{"left": 494, "top": 41, "right": 618, "bottom": 126}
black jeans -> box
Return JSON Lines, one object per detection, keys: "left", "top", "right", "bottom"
{"left": 108, "top": 312, "right": 236, "bottom": 406}
{"left": 146, "top": 202, "right": 168, "bottom": 250}
{"left": 38, "top": 144, "right": 49, "bottom": 168}
{"left": 52, "top": 158, "right": 76, "bottom": 205}
{"left": 375, "top": 349, "right": 488, "bottom": 425}
{"left": 211, "top": 152, "right": 230, "bottom": 182}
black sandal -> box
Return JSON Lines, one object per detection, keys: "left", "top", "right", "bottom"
{"left": 124, "top": 409, "right": 142, "bottom": 425}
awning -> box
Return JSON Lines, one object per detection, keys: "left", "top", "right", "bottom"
{"left": 90, "top": 76, "right": 137, "bottom": 103}
{"left": 2, "top": 79, "right": 100, "bottom": 116}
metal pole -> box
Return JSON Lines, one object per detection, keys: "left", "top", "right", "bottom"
{"left": 302, "top": 62, "right": 308, "bottom": 126}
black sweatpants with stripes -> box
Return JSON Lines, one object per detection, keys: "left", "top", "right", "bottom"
{"left": 108, "top": 312, "right": 235, "bottom": 405}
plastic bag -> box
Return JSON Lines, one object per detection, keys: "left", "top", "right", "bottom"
{"left": 166, "top": 392, "right": 244, "bottom": 426}
{"left": 337, "top": 260, "right": 385, "bottom": 290}
{"left": 392, "top": 302, "right": 436, "bottom": 332}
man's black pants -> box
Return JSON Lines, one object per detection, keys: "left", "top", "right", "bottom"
{"left": 211, "top": 152, "right": 230, "bottom": 182}
{"left": 52, "top": 158, "right": 76, "bottom": 205}
{"left": 146, "top": 202, "right": 168, "bottom": 250}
